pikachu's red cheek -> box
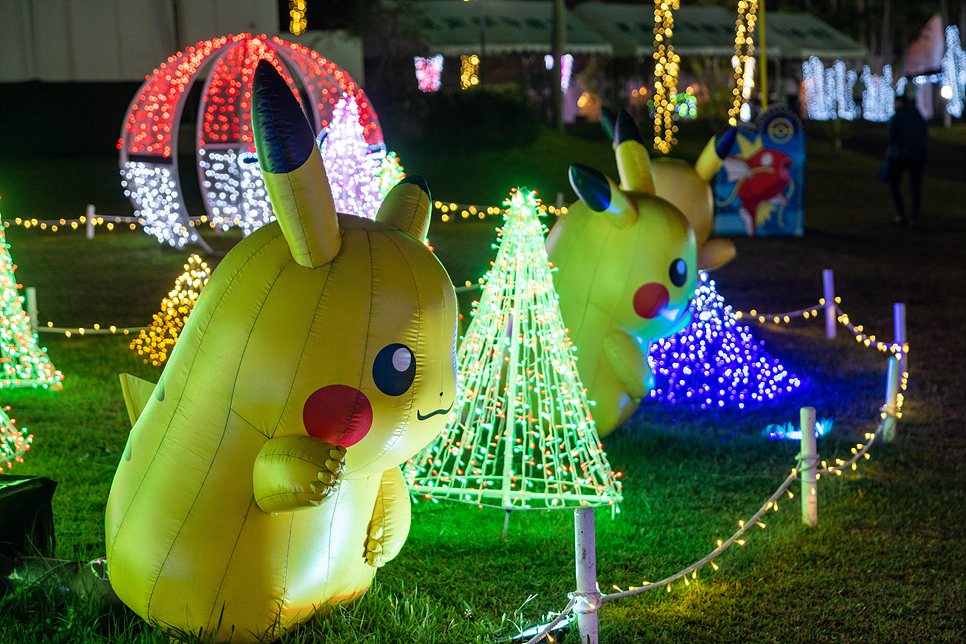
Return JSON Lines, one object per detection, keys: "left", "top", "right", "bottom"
{"left": 303, "top": 385, "right": 373, "bottom": 447}
{"left": 633, "top": 282, "right": 670, "bottom": 319}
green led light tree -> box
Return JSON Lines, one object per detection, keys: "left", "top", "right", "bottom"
{"left": 1, "top": 404, "right": 32, "bottom": 471}
{"left": 405, "top": 190, "right": 622, "bottom": 510}
{"left": 0, "top": 215, "right": 63, "bottom": 389}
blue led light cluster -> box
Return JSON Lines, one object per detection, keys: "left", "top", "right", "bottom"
{"left": 762, "top": 417, "right": 833, "bottom": 441}
{"left": 647, "top": 272, "right": 803, "bottom": 409}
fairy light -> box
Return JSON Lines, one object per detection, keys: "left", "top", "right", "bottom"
{"left": 802, "top": 57, "right": 858, "bottom": 121}
{"left": 544, "top": 54, "right": 574, "bottom": 92}
{"left": 647, "top": 273, "right": 802, "bottom": 410}
{"left": 460, "top": 55, "right": 480, "bottom": 90}
{"left": 120, "top": 34, "right": 383, "bottom": 245}
{"left": 435, "top": 199, "right": 567, "bottom": 224}
{"left": 415, "top": 55, "right": 443, "bottom": 92}
{"left": 289, "top": 0, "right": 307, "bottom": 35}
{"left": 729, "top": 0, "right": 758, "bottom": 125}
{"left": 763, "top": 417, "right": 833, "bottom": 441}
{"left": 405, "top": 189, "right": 622, "bottom": 510}
{"left": 860, "top": 65, "right": 896, "bottom": 122}
{"left": 130, "top": 255, "right": 211, "bottom": 366}
{"left": 0, "top": 405, "right": 31, "bottom": 471}
{"left": 0, "top": 213, "right": 63, "bottom": 390}
{"left": 652, "top": 0, "right": 680, "bottom": 153}
{"left": 942, "top": 26, "right": 966, "bottom": 117}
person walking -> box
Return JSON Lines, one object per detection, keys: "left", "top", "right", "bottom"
{"left": 884, "top": 93, "right": 929, "bottom": 226}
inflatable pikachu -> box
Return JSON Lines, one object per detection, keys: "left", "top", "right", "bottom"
{"left": 600, "top": 107, "right": 737, "bottom": 271}
{"left": 105, "top": 61, "right": 458, "bottom": 643}
{"left": 545, "top": 111, "right": 698, "bottom": 437}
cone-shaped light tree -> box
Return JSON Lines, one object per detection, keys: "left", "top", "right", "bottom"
{"left": 131, "top": 254, "right": 211, "bottom": 366}
{"left": 0, "top": 214, "right": 63, "bottom": 389}
{"left": 405, "top": 190, "right": 622, "bottom": 510}
{"left": 647, "top": 272, "right": 803, "bottom": 409}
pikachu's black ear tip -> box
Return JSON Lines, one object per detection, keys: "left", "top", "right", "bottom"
{"left": 569, "top": 164, "right": 612, "bottom": 213}
{"left": 399, "top": 175, "right": 431, "bottom": 201}
{"left": 252, "top": 60, "right": 316, "bottom": 174}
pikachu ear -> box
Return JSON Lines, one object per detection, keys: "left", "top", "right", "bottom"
{"left": 252, "top": 59, "right": 341, "bottom": 268}
{"left": 569, "top": 164, "right": 637, "bottom": 228}
{"left": 376, "top": 176, "right": 432, "bottom": 240}
{"left": 694, "top": 127, "right": 737, "bottom": 181}
{"left": 614, "top": 110, "right": 656, "bottom": 194}
{"left": 599, "top": 106, "right": 618, "bottom": 147}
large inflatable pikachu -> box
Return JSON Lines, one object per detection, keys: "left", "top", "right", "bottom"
{"left": 600, "top": 107, "right": 737, "bottom": 272}
{"left": 105, "top": 61, "right": 458, "bottom": 643}
{"left": 545, "top": 111, "right": 698, "bottom": 437}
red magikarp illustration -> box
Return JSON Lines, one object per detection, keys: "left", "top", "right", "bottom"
{"left": 722, "top": 135, "right": 794, "bottom": 235}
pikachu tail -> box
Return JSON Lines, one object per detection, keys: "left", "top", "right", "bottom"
{"left": 118, "top": 373, "right": 157, "bottom": 427}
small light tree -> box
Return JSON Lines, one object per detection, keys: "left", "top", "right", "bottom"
{"left": 648, "top": 272, "right": 803, "bottom": 410}
{"left": 0, "top": 214, "right": 62, "bottom": 389}
{"left": 405, "top": 190, "right": 622, "bottom": 511}
{"left": 131, "top": 255, "right": 210, "bottom": 366}
{"left": 319, "top": 95, "right": 382, "bottom": 218}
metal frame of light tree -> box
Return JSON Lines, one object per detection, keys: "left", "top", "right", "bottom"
{"left": 119, "top": 33, "right": 383, "bottom": 246}
{"left": 405, "top": 190, "right": 622, "bottom": 511}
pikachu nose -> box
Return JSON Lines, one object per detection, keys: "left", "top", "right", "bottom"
{"left": 303, "top": 385, "right": 373, "bottom": 447}
{"left": 633, "top": 282, "right": 670, "bottom": 319}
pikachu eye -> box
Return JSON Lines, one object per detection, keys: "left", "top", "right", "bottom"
{"left": 669, "top": 258, "right": 688, "bottom": 288}
{"left": 372, "top": 344, "right": 416, "bottom": 396}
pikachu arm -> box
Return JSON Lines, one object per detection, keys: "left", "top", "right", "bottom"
{"left": 364, "top": 466, "right": 412, "bottom": 568}
{"left": 252, "top": 435, "right": 346, "bottom": 514}
{"left": 603, "top": 330, "right": 653, "bottom": 400}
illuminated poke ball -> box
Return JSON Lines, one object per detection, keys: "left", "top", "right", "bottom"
{"left": 119, "top": 33, "right": 382, "bottom": 246}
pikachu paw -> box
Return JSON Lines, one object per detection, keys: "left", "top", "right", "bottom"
{"left": 364, "top": 526, "right": 386, "bottom": 568}
{"left": 307, "top": 446, "right": 347, "bottom": 504}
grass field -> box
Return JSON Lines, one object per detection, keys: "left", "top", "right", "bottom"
{"left": 0, "top": 114, "right": 964, "bottom": 643}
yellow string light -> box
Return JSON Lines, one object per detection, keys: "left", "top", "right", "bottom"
{"left": 460, "top": 55, "right": 480, "bottom": 90}
{"left": 652, "top": 0, "right": 681, "bottom": 153}
{"left": 289, "top": 0, "right": 307, "bottom": 35}
{"left": 729, "top": 0, "right": 759, "bottom": 125}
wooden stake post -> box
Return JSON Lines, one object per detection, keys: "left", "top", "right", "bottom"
{"left": 800, "top": 406, "right": 818, "bottom": 527}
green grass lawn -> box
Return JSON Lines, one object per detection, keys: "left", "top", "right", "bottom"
{"left": 0, "top": 115, "right": 964, "bottom": 643}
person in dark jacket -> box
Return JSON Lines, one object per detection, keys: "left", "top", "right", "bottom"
{"left": 885, "top": 93, "right": 929, "bottom": 226}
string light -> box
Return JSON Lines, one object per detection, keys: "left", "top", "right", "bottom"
{"left": 405, "top": 189, "right": 622, "bottom": 510}
{"left": 319, "top": 95, "right": 383, "bottom": 218}
{"left": 802, "top": 57, "right": 858, "bottom": 120}
{"left": 763, "top": 417, "right": 833, "bottom": 441}
{"left": 130, "top": 255, "right": 211, "bottom": 366}
{"left": 460, "top": 55, "right": 480, "bottom": 90}
{"left": 0, "top": 212, "right": 63, "bottom": 390}
{"left": 120, "top": 34, "right": 383, "bottom": 246}
{"left": 289, "top": 0, "right": 307, "bottom": 35}
{"left": 544, "top": 54, "right": 574, "bottom": 92}
{"left": 729, "top": 0, "right": 758, "bottom": 125}
{"left": 647, "top": 273, "right": 802, "bottom": 410}
{"left": 652, "top": 0, "right": 680, "bottom": 153}
{"left": 0, "top": 405, "right": 31, "bottom": 471}
{"left": 434, "top": 200, "right": 567, "bottom": 224}
{"left": 942, "top": 26, "right": 966, "bottom": 117}
{"left": 860, "top": 64, "right": 896, "bottom": 122}
{"left": 415, "top": 55, "right": 444, "bottom": 92}
{"left": 3, "top": 216, "right": 140, "bottom": 233}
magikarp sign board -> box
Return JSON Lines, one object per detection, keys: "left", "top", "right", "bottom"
{"left": 712, "top": 105, "right": 805, "bottom": 237}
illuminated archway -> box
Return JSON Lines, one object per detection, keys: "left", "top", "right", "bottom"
{"left": 119, "top": 33, "right": 382, "bottom": 248}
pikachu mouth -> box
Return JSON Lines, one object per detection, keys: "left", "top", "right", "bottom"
{"left": 416, "top": 401, "right": 454, "bottom": 421}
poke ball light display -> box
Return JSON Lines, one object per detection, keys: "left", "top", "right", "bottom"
{"left": 119, "top": 33, "right": 383, "bottom": 247}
